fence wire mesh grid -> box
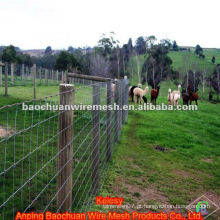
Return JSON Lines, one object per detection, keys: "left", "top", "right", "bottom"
{"left": 0, "top": 63, "right": 64, "bottom": 88}
{"left": 0, "top": 76, "right": 129, "bottom": 219}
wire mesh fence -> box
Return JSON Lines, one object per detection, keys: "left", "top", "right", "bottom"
{"left": 0, "top": 74, "right": 129, "bottom": 218}
{"left": 0, "top": 62, "right": 64, "bottom": 89}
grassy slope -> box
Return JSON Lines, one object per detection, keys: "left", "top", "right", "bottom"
{"left": 94, "top": 50, "right": 220, "bottom": 217}
{"left": 95, "top": 98, "right": 220, "bottom": 218}
{"left": 128, "top": 48, "right": 220, "bottom": 85}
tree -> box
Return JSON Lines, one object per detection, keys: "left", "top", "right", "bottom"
{"left": 160, "top": 39, "right": 172, "bottom": 49}
{"left": 55, "top": 51, "right": 80, "bottom": 72}
{"left": 68, "top": 46, "right": 74, "bottom": 53}
{"left": 195, "top": 44, "right": 203, "bottom": 56}
{"left": 96, "top": 32, "right": 119, "bottom": 57}
{"left": 210, "top": 65, "right": 220, "bottom": 101}
{"left": 127, "top": 38, "right": 133, "bottom": 55}
{"left": 45, "top": 46, "right": 52, "bottom": 55}
{"left": 1, "top": 45, "right": 18, "bottom": 63}
{"left": 172, "top": 41, "right": 178, "bottom": 51}
{"left": 146, "top": 35, "right": 157, "bottom": 49}
{"left": 135, "top": 36, "right": 146, "bottom": 55}
{"left": 182, "top": 70, "right": 201, "bottom": 92}
{"left": 21, "top": 54, "right": 33, "bottom": 66}
{"left": 89, "top": 54, "right": 110, "bottom": 78}
{"left": 212, "top": 56, "right": 215, "bottom": 64}
{"left": 142, "top": 43, "right": 172, "bottom": 88}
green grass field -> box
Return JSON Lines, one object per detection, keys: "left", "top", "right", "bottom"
{"left": 94, "top": 95, "right": 220, "bottom": 219}
{"left": 93, "top": 50, "right": 220, "bottom": 218}
{"left": 1, "top": 48, "right": 220, "bottom": 218}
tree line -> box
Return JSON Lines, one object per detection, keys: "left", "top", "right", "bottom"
{"left": 0, "top": 34, "right": 219, "bottom": 101}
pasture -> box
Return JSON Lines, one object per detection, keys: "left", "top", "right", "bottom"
{"left": 0, "top": 48, "right": 220, "bottom": 218}
{"left": 94, "top": 88, "right": 220, "bottom": 218}
{"left": 92, "top": 50, "right": 220, "bottom": 218}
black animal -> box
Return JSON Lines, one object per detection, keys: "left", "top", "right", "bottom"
{"left": 129, "top": 86, "right": 137, "bottom": 102}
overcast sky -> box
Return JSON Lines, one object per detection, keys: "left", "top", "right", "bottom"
{"left": 0, "top": 0, "right": 219, "bottom": 50}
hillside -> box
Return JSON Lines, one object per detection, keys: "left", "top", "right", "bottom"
{"left": 128, "top": 48, "right": 220, "bottom": 85}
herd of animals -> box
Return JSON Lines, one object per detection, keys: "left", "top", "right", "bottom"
{"left": 111, "top": 76, "right": 199, "bottom": 106}
{"left": 127, "top": 83, "right": 199, "bottom": 106}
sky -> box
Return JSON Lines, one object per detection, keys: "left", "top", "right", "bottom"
{"left": 0, "top": 0, "right": 219, "bottom": 50}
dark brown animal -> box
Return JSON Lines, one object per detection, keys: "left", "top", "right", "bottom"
{"left": 150, "top": 86, "right": 160, "bottom": 105}
{"left": 189, "top": 92, "right": 198, "bottom": 105}
{"left": 183, "top": 85, "right": 198, "bottom": 105}
{"left": 182, "top": 93, "right": 189, "bottom": 105}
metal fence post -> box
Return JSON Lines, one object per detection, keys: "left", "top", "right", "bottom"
{"left": 106, "top": 81, "right": 112, "bottom": 162}
{"left": 5, "top": 63, "right": 8, "bottom": 96}
{"left": 58, "top": 84, "right": 74, "bottom": 212}
{"left": 92, "top": 83, "right": 100, "bottom": 194}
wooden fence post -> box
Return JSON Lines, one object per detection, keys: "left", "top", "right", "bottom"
{"left": 51, "top": 70, "right": 53, "bottom": 82}
{"left": 92, "top": 83, "right": 100, "bottom": 194}
{"left": 26, "top": 66, "right": 29, "bottom": 80}
{"left": 33, "top": 64, "right": 36, "bottom": 99}
{"left": 46, "top": 69, "right": 48, "bottom": 85}
{"left": 5, "top": 63, "right": 8, "bottom": 96}
{"left": 21, "top": 64, "right": 25, "bottom": 85}
{"left": 57, "top": 70, "right": 59, "bottom": 83}
{"left": 119, "top": 80, "right": 122, "bottom": 135}
{"left": 39, "top": 67, "right": 42, "bottom": 85}
{"left": 114, "top": 80, "right": 119, "bottom": 143}
{"left": 124, "top": 78, "right": 129, "bottom": 121}
{"left": 106, "top": 81, "right": 112, "bottom": 162}
{"left": 122, "top": 78, "right": 129, "bottom": 124}
{"left": 58, "top": 84, "right": 74, "bottom": 212}
{"left": 0, "top": 65, "right": 2, "bottom": 86}
{"left": 11, "top": 63, "right": 14, "bottom": 85}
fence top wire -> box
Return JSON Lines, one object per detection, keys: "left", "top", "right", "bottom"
{"left": 67, "top": 72, "right": 113, "bottom": 82}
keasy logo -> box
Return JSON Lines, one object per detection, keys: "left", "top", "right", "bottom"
{"left": 196, "top": 201, "right": 209, "bottom": 216}
{"left": 187, "top": 195, "right": 219, "bottom": 219}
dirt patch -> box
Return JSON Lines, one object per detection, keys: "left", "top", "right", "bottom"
{"left": 201, "top": 158, "right": 213, "bottom": 163}
{"left": 174, "top": 170, "right": 192, "bottom": 178}
{"left": 112, "top": 177, "right": 174, "bottom": 212}
{"left": 124, "top": 182, "right": 169, "bottom": 204}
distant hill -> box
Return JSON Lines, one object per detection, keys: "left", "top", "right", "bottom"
{"left": 21, "top": 49, "right": 61, "bottom": 57}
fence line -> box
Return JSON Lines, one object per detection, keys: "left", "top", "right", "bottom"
{"left": 0, "top": 62, "right": 65, "bottom": 96}
{"left": 0, "top": 75, "right": 129, "bottom": 218}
